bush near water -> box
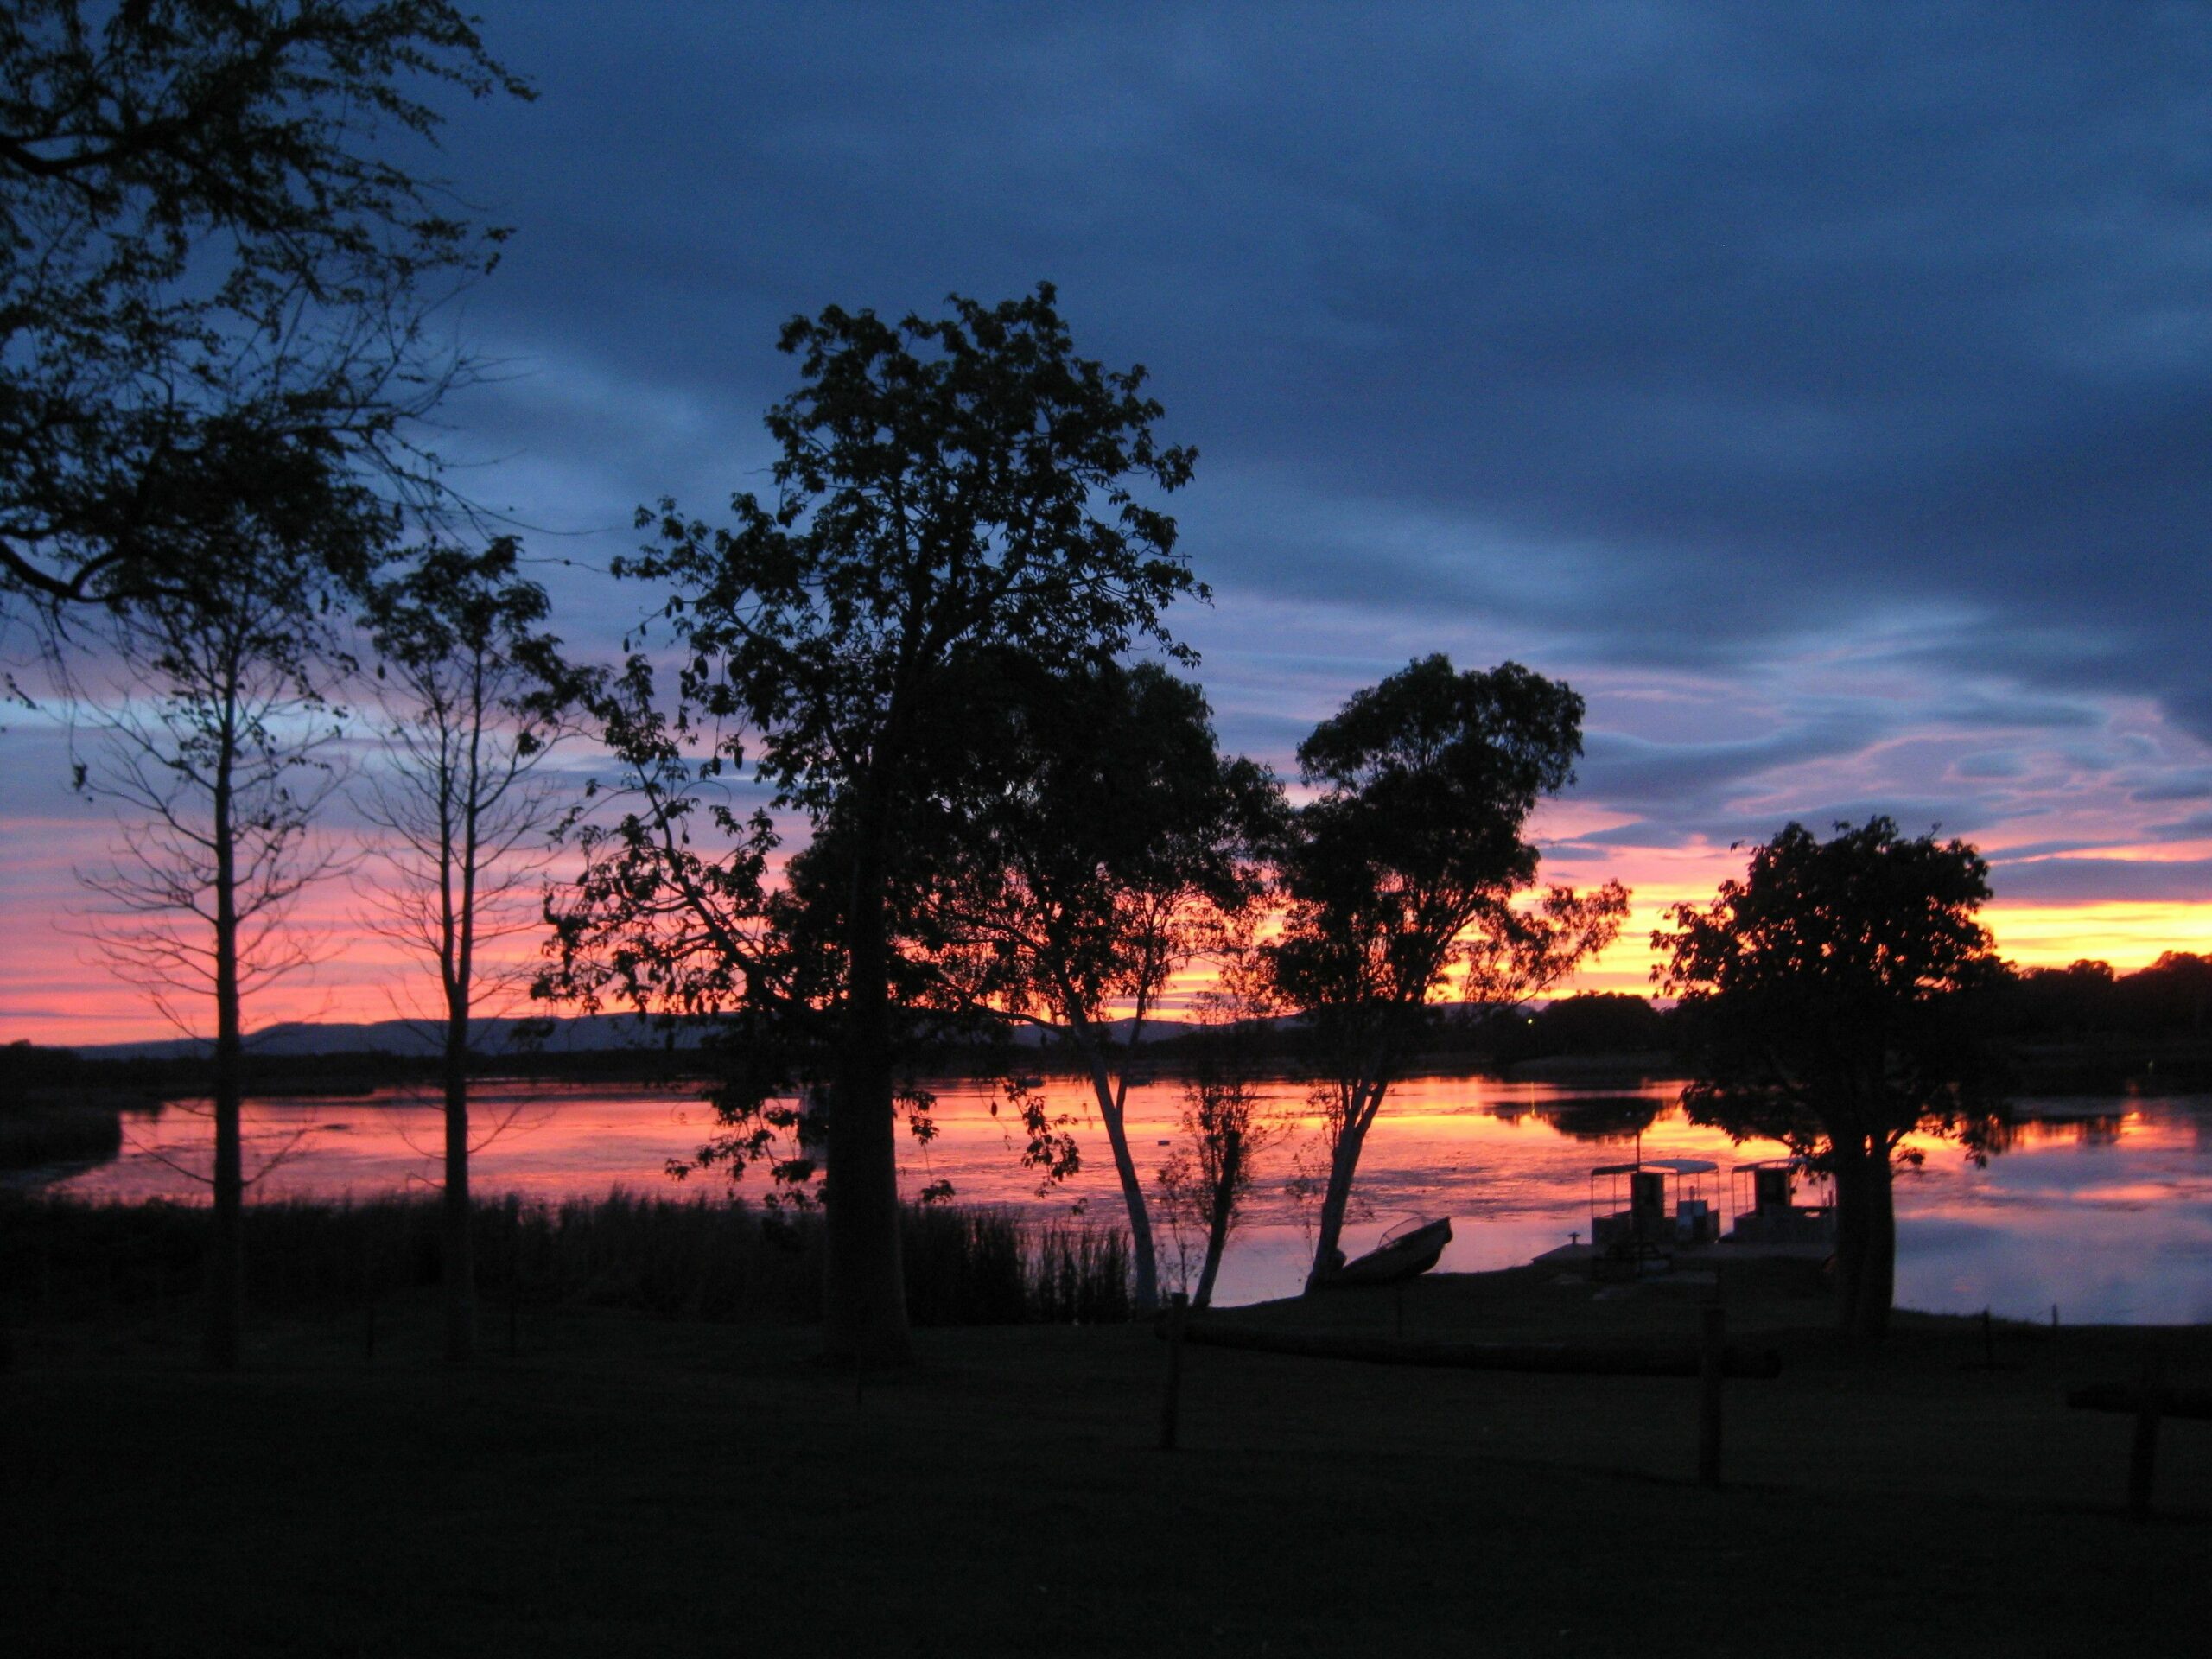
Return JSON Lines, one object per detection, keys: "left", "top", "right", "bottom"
{"left": 0, "top": 1192, "right": 1134, "bottom": 1328}
{"left": 0, "top": 1100, "right": 126, "bottom": 1172}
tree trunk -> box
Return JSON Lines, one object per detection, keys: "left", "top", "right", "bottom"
{"left": 823, "top": 837, "right": 912, "bottom": 1367}
{"left": 1079, "top": 1047, "right": 1159, "bottom": 1313}
{"left": 1828, "top": 1141, "right": 1868, "bottom": 1336}
{"left": 1854, "top": 1153, "right": 1897, "bottom": 1341}
{"left": 1303, "top": 1091, "right": 1375, "bottom": 1294}
{"left": 206, "top": 743, "right": 245, "bottom": 1370}
{"left": 1827, "top": 1135, "right": 1896, "bottom": 1339}
{"left": 441, "top": 1002, "right": 475, "bottom": 1362}
{"left": 1192, "top": 1130, "right": 1243, "bottom": 1310}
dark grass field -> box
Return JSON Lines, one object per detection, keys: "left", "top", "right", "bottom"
{"left": 4, "top": 1265, "right": 2209, "bottom": 1657}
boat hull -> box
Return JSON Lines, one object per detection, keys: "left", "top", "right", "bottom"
{"left": 1325, "top": 1218, "right": 1452, "bottom": 1287}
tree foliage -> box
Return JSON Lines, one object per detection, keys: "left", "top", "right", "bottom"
{"left": 1654, "top": 816, "right": 2006, "bottom": 1338}
{"left": 0, "top": 0, "right": 528, "bottom": 615}
{"left": 550, "top": 285, "right": 1201, "bottom": 1363}
{"left": 1268, "top": 655, "right": 1628, "bottom": 1291}
{"left": 926, "top": 657, "right": 1281, "bottom": 1309}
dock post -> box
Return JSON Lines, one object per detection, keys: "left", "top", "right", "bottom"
{"left": 2127, "top": 1353, "right": 2164, "bottom": 1523}
{"left": 1159, "top": 1292, "right": 1190, "bottom": 1452}
{"left": 1697, "top": 1305, "right": 1726, "bottom": 1488}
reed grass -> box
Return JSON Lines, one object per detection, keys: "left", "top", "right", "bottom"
{"left": 0, "top": 1190, "right": 1135, "bottom": 1328}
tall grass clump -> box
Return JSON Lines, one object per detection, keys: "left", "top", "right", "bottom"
{"left": 0, "top": 1192, "right": 1135, "bottom": 1329}
{"left": 1027, "top": 1223, "right": 1135, "bottom": 1325}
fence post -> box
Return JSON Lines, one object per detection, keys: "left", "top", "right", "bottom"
{"left": 2127, "top": 1353, "right": 2164, "bottom": 1523}
{"left": 362, "top": 1224, "right": 378, "bottom": 1365}
{"left": 1159, "top": 1292, "right": 1190, "bottom": 1452}
{"left": 506, "top": 1205, "right": 521, "bottom": 1360}
{"left": 1697, "top": 1305, "right": 1726, "bottom": 1489}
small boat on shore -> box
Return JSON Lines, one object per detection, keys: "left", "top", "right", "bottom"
{"left": 1325, "top": 1216, "right": 1453, "bottom": 1287}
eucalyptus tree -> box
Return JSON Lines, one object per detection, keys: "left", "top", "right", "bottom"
{"left": 550, "top": 286, "right": 1201, "bottom": 1364}
{"left": 75, "top": 527, "right": 355, "bottom": 1367}
{"left": 927, "top": 658, "right": 1281, "bottom": 1313}
{"left": 1655, "top": 817, "right": 2007, "bottom": 1339}
{"left": 359, "top": 539, "right": 589, "bottom": 1362}
{"left": 0, "top": 1, "right": 528, "bottom": 620}
{"left": 1268, "top": 656, "right": 1628, "bottom": 1293}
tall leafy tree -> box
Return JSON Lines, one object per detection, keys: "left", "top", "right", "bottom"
{"left": 1268, "top": 655, "right": 1627, "bottom": 1293}
{"left": 74, "top": 524, "right": 351, "bottom": 1367}
{"left": 552, "top": 286, "right": 1200, "bottom": 1364}
{"left": 927, "top": 658, "right": 1281, "bottom": 1312}
{"left": 359, "top": 538, "right": 588, "bottom": 1363}
{"left": 0, "top": 1, "right": 528, "bottom": 619}
{"left": 1654, "top": 817, "right": 2007, "bottom": 1339}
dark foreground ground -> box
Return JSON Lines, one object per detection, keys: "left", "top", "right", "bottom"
{"left": 3, "top": 1264, "right": 2209, "bottom": 1658}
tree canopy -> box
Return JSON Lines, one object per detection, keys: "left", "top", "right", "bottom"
{"left": 554, "top": 285, "right": 1202, "bottom": 1363}
{"left": 0, "top": 0, "right": 528, "bottom": 615}
{"left": 1268, "top": 655, "right": 1627, "bottom": 1291}
{"left": 1655, "top": 816, "right": 2006, "bottom": 1338}
{"left": 927, "top": 657, "right": 1281, "bottom": 1309}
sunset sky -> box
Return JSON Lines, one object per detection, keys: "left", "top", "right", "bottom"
{"left": 10, "top": 3, "right": 2212, "bottom": 1045}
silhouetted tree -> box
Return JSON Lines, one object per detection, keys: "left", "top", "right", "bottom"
{"left": 1156, "top": 927, "right": 1286, "bottom": 1307}
{"left": 1268, "top": 656, "right": 1627, "bottom": 1293}
{"left": 2004, "top": 958, "right": 2119, "bottom": 1038}
{"left": 929, "top": 659, "right": 1281, "bottom": 1311}
{"left": 2129, "top": 951, "right": 2212, "bottom": 1033}
{"left": 359, "top": 539, "right": 589, "bottom": 1362}
{"left": 0, "top": 2, "right": 527, "bottom": 621}
{"left": 73, "top": 529, "right": 350, "bottom": 1367}
{"left": 550, "top": 286, "right": 1200, "bottom": 1364}
{"left": 1655, "top": 817, "right": 2007, "bottom": 1340}
{"left": 1529, "top": 991, "right": 1669, "bottom": 1055}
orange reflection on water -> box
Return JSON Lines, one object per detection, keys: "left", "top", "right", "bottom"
{"left": 46, "top": 1073, "right": 2212, "bottom": 1322}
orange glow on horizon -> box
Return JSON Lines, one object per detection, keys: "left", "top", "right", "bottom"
{"left": 15, "top": 893, "right": 2212, "bottom": 1047}
{"left": 8, "top": 790, "right": 2212, "bottom": 1046}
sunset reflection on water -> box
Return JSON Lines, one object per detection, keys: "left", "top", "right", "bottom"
{"left": 50, "top": 1075, "right": 2212, "bottom": 1323}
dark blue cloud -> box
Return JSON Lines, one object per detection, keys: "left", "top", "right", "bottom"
{"left": 429, "top": 2, "right": 2212, "bottom": 774}
{"left": 1993, "top": 855, "right": 2212, "bottom": 904}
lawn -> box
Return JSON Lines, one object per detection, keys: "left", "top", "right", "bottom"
{"left": 3, "top": 1264, "right": 2207, "bottom": 1656}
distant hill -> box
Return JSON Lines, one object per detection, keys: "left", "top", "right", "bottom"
{"left": 59, "top": 1010, "right": 1205, "bottom": 1062}
{"left": 65, "top": 1013, "right": 715, "bottom": 1062}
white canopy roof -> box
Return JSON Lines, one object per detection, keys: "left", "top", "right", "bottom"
{"left": 1589, "top": 1158, "right": 1719, "bottom": 1177}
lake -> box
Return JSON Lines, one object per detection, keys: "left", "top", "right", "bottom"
{"left": 47, "top": 1074, "right": 2212, "bottom": 1322}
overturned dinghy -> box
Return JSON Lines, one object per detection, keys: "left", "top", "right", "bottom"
{"left": 1325, "top": 1216, "right": 1452, "bottom": 1287}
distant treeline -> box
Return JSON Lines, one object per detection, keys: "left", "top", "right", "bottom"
{"left": 0, "top": 1037, "right": 714, "bottom": 1106}
{"left": 11, "top": 949, "right": 2212, "bottom": 1109}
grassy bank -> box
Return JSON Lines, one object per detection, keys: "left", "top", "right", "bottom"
{"left": 1, "top": 1265, "right": 2207, "bottom": 1656}
{"left": 0, "top": 1191, "right": 1133, "bottom": 1330}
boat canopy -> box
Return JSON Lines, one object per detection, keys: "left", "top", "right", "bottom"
{"left": 1589, "top": 1157, "right": 1719, "bottom": 1177}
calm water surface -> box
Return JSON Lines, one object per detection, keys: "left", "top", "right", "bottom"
{"left": 53, "top": 1075, "right": 2212, "bottom": 1322}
